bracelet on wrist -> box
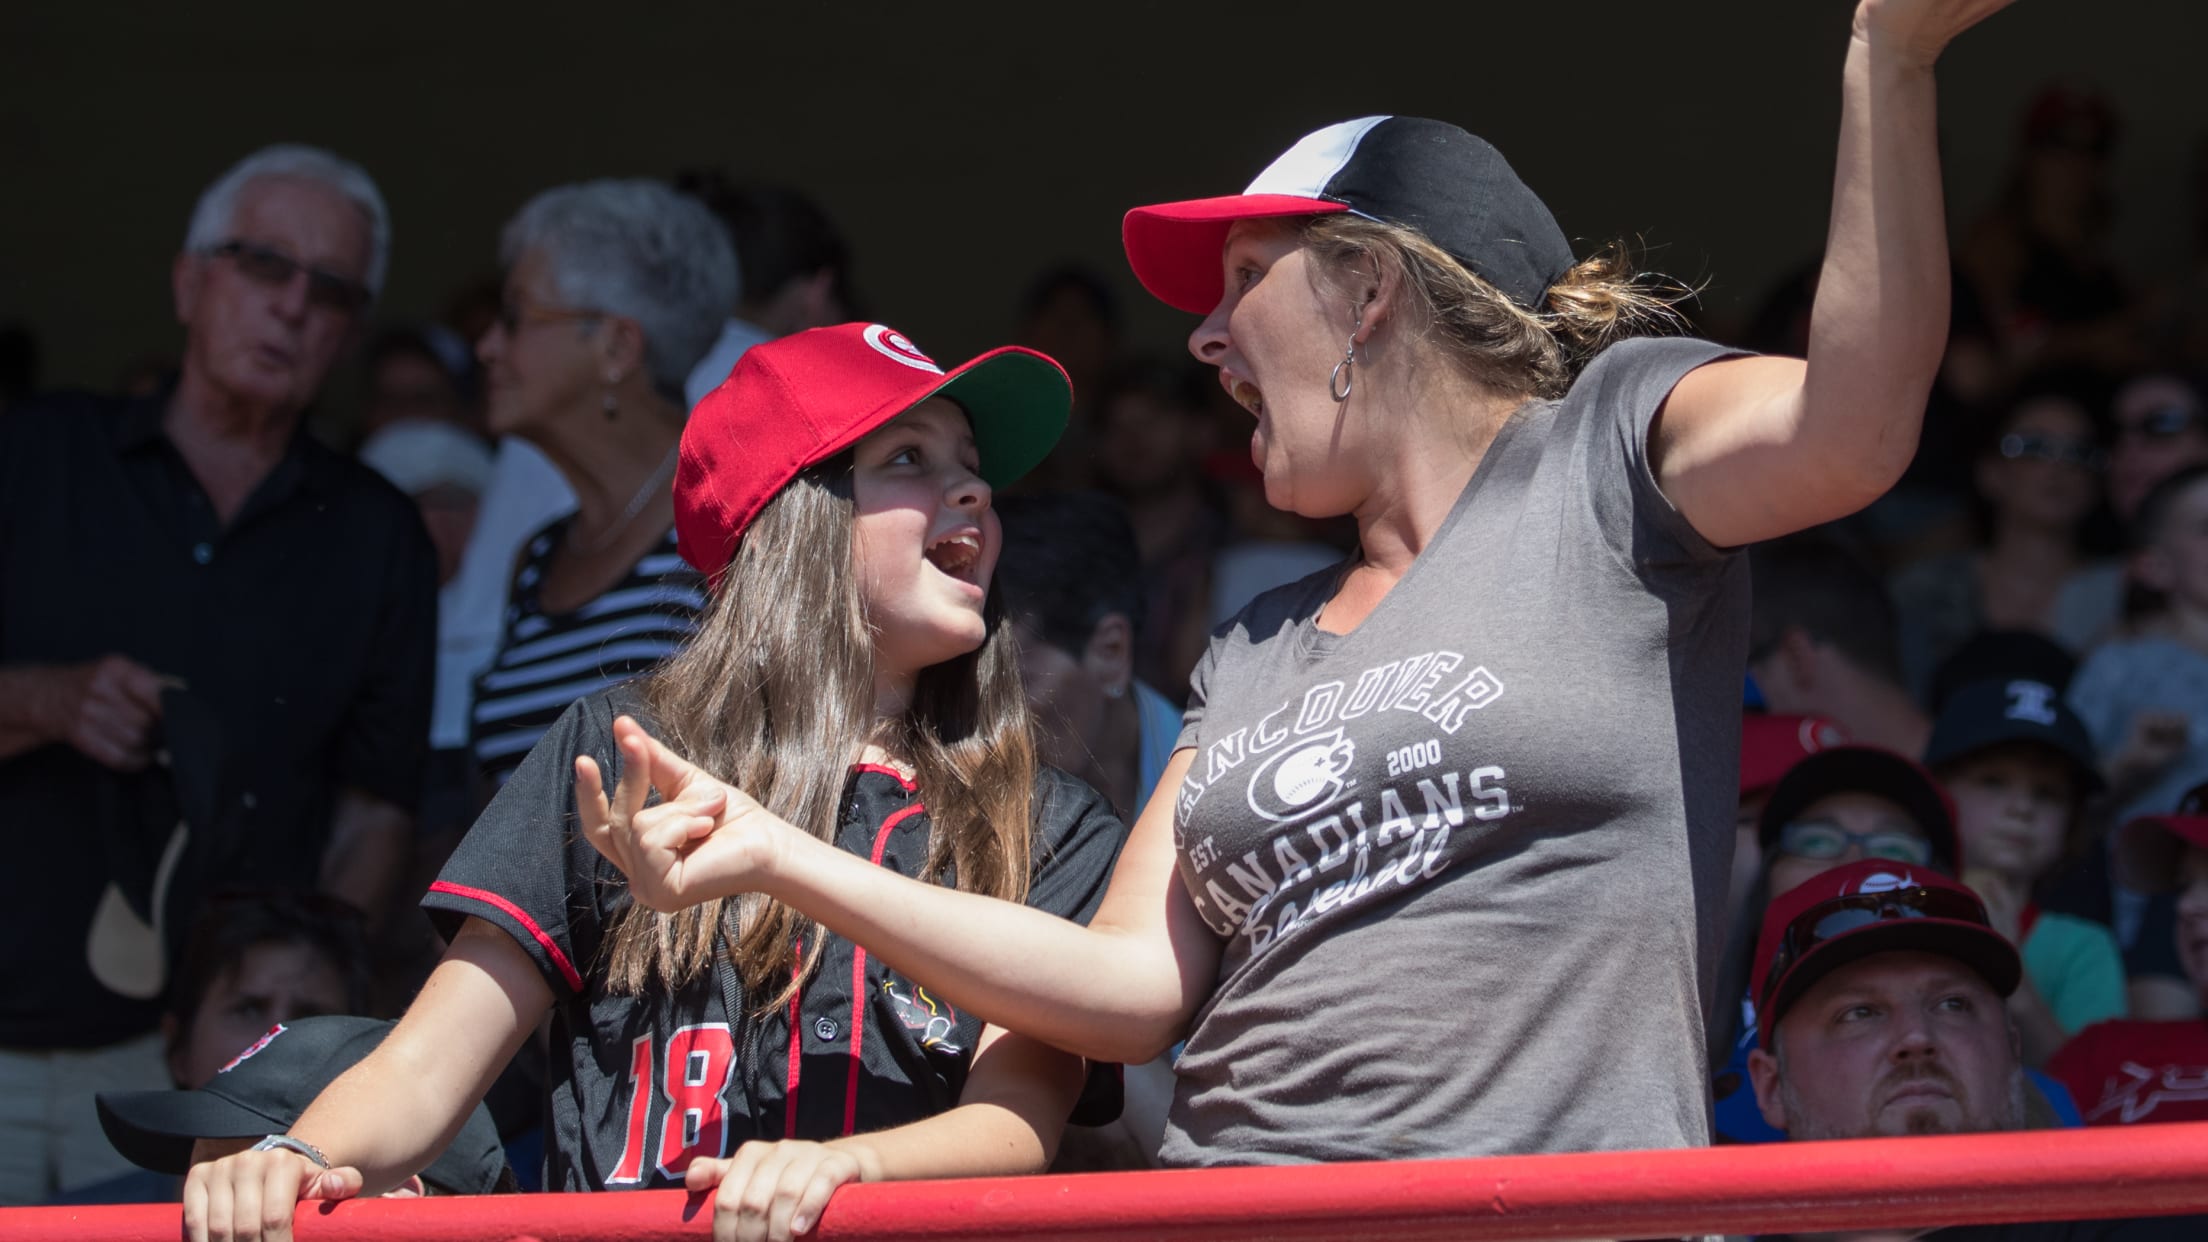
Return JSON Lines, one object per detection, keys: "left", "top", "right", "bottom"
{"left": 249, "top": 1134, "right": 332, "bottom": 1170}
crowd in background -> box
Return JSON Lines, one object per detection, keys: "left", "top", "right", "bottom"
{"left": 2, "top": 76, "right": 2208, "bottom": 1221}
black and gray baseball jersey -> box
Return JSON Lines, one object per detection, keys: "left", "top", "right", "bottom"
{"left": 424, "top": 689, "right": 1127, "bottom": 1191}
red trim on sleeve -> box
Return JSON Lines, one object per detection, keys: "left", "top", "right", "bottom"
{"left": 427, "top": 880, "right": 584, "bottom": 993}
{"left": 851, "top": 763, "right": 918, "bottom": 792}
{"left": 842, "top": 801, "right": 927, "bottom": 1136}
{"left": 785, "top": 941, "right": 805, "bottom": 1138}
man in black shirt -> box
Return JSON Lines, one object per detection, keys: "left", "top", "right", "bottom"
{"left": 1745, "top": 860, "right": 2205, "bottom": 1241}
{"left": 0, "top": 144, "right": 436, "bottom": 1203}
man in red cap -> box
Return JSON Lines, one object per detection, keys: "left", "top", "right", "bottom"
{"left": 1733, "top": 713, "right": 1850, "bottom": 922}
{"left": 2047, "top": 785, "right": 2208, "bottom": 1128}
{"left": 1745, "top": 859, "right": 2202, "bottom": 1240}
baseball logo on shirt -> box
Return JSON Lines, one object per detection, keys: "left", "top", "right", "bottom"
{"left": 1248, "top": 730, "right": 1357, "bottom": 822}
{"left": 862, "top": 325, "right": 944, "bottom": 374}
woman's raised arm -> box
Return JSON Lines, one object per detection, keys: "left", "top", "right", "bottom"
{"left": 1650, "top": 0, "right": 2016, "bottom": 550}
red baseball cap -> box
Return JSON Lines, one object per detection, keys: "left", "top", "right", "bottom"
{"left": 675, "top": 323, "right": 1071, "bottom": 577}
{"left": 1751, "top": 859, "right": 2021, "bottom": 1049}
{"left": 1740, "top": 713, "right": 1849, "bottom": 798}
{"left": 2118, "top": 781, "right": 2208, "bottom": 893}
{"left": 1122, "top": 116, "right": 1574, "bottom": 315}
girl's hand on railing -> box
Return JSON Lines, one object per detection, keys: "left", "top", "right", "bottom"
{"left": 686, "top": 1139, "right": 870, "bottom": 1242}
{"left": 179, "top": 1146, "right": 362, "bottom": 1242}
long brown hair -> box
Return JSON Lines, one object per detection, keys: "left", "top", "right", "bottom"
{"left": 1297, "top": 215, "right": 1695, "bottom": 399}
{"left": 603, "top": 458, "right": 1037, "bottom": 1010}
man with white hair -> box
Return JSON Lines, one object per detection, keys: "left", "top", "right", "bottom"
{"left": 0, "top": 144, "right": 437, "bottom": 1202}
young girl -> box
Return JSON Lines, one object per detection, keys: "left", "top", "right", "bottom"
{"left": 181, "top": 323, "right": 1126, "bottom": 1242}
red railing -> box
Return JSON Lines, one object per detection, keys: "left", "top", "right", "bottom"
{"left": 10, "top": 1121, "right": 2208, "bottom": 1241}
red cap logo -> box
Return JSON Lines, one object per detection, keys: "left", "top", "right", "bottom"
{"left": 862, "top": 325, "right": 943, "bottom": 374}
{"left": 218, "top": 1023, "right": 287, "bottom": 1075}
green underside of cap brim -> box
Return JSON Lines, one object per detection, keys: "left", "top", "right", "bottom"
{"left": 929, "top": 352, "right": 1070, "bottom": 489}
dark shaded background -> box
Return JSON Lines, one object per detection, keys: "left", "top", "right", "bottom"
{"left": 2, "top": 0, "right": 2204, "bottom": 404}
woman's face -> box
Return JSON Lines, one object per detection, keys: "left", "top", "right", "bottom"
{"left": 1186, "top": 220, "right": 1373, "bottom": 519}
{"left": 1939, "top": 744, "right": 2073, "bottom": 882}
{"left": 1977, "top": 396, "right": 2100, "bottom": 533}
{"left": 477, "top": 247, "right": 602, "bottom": 442}
{"left": 1767, "top": 791, "right": 1936, "bottom": 898}
{"left": 2140, "top": 476, "right": 2208, "bottom": 610}
{"left": 850, "top": 398, "right": 1000, "bottom": 688}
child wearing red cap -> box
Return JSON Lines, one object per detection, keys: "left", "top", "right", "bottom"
{"left": 2048, "top": 790, "right": 2208, "bottom": 1127}
{"left": 183, "top": 324, "right": 1127, "bottom": 1242}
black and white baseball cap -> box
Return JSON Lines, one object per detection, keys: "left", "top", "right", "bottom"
{"left": 1924, "top": 677, "right": 2104, "bottom": 795}
{"left": 1122, "top": 116, "right": 1576, "bottom": 315}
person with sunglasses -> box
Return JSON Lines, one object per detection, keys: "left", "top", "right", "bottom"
{"left": 1744, "top": 859, "right": 2205, "bottom": 1241}
{"left": 1891, "top": 376, "right": 2110, "bottom": 694}
{"left": 0, "top": 144, "right": 438, "bottom": 1204}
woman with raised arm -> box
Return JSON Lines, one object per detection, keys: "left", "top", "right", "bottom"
{"left": 593, "top": 0, "right": 2016, "bottom": 1167}
{"left": 181, "top": 325, "right": 1125, "bottom": 1242}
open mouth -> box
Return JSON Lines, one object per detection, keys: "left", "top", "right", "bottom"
{"left": 1225, "top": 373, "right": 1265, "bottom": 418}
{"left": 924, "top": 530, "right": 983, "bottom": 584}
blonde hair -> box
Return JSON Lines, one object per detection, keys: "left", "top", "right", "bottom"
{"left": 604, "top": 460, "right": 1036, "bottom": 1010}
{"left": 1296, "top": 215, "right": 1695, "bottom": 399}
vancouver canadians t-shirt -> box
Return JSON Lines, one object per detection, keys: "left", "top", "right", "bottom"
{"left": 1163, "top": 337, "right": 1749, "bottom": 1165}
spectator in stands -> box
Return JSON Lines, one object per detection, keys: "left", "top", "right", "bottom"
{"left": 2049, "top": 794, "right": 2208, "bottom": 1125}
{"left": 1732, "top": 713, "right": 1851, "bottom": 924}
{"left": 100, "top": 1016, "right": 508, "bottom": 1199}
{"left": 1089, "top": 359, "right": 1232, "bottom": 700}
{"left": 1890, "top": 375, "right": 2108, "bottom": 690}
{"left": 1751, "top": 535, "right": 1932, "bottom": 756}
{"left": 1748, "top": 860, "right": 2204, "bottom": 1241}
{"left": 1925, "top": 680, "right": 2124, "bottom": 1065}
{"left": 358, "top": 324, "right": 480, "bottom": 441}
{"left": 1957, "top": 81, "right": 2145, "bottom": 377}
{"left": 1018, "top": 263, "right": 1122, "bottom": 434}
{"left": 161, "top": 892, "right": 371, "bottom": 1093}
{"left": 2051, "top": 372, "right": 2208, "bottom": 649}
{"left": 675, "top": 174, "right": 856, "bottom": 407}
{"left": 2070, "top": 465, "right": 2208, "bottom": 826}
{"left": 0, "top": 144, "right": 436, "bottom": 1205}
{"left": 994, "top": 493, "right": 1182, "bottom": 823}
{"left": 464, "top": 180, "right": 734, "bottom": 791}
{"left": 358, "top": 417, "right": 494, "bottom": 587}
{"left": 1713, "top": 746, "right": 1964, "bottom": 1142}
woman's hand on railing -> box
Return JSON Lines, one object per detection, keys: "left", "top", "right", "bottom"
{"left": 575, "top": 714, "right": 792, "bottom": 913}
{"left": 685, "top": 1139, "right": 870, "bottom": 1242}
{"left": 179, "top": 1146, "right": 363, "bottom": 1242}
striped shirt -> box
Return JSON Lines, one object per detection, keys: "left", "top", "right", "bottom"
{"left": 469, "top": 519, "right": 706, "bottom": 787}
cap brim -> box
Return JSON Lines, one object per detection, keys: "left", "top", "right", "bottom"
{"left": 97, "top": 1090, "right": 287, "bottom": 1175}
{"left": 1761, "top": 920, "right": 2023, "bottom": 1049}
{"left": 929, "top": 347, "right": 1072, "bottom": 491}
{"left": 1123, "top": 194, "right": 1350, "bottom": 313}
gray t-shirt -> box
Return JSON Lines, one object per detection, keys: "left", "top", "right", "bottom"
{"left": 1162, "top": 337, "right": 1748, "bottom": 1166}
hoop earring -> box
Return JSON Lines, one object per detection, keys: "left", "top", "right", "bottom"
{"left": 1329, "top": 330, "right": 1358, "bottom": 402}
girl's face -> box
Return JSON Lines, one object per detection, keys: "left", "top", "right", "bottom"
{"left": 1977, "top": 396, "right": 2101, "bottom": 533}
{"left": 1939, "top": 744, "right": 2074, "bottom": 882}
{"left": 1186, "top": 220, "right": 1375, "bottom": 519}
{"left": 850, "top": 398, "right": 999, "bottom": 690}
{"left": 2139, "top": 476, "right": 2208, "bottom": 610}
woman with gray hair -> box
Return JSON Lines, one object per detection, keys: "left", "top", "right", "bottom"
{"left": 467, "top": 179, "right": 738, "bottom": 789}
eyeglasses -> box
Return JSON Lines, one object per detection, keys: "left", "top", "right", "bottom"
{"left": 1760, "top": 885, "right": 1991, "bottom": 1013}
{"left": 494, "top": 298, "right": 602, "bottom": 335}
{"left": 2114, "top": 404, "right": 2203, "bottom": 443}
{"left": 206, "top": 240, "right": 371, "bottom": 315}
{"left": 1776, "top": 819, "right": 1935, "bottom": 866}
{"left": 1999, "top": 432, "right": 2106, "bottom": 472}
